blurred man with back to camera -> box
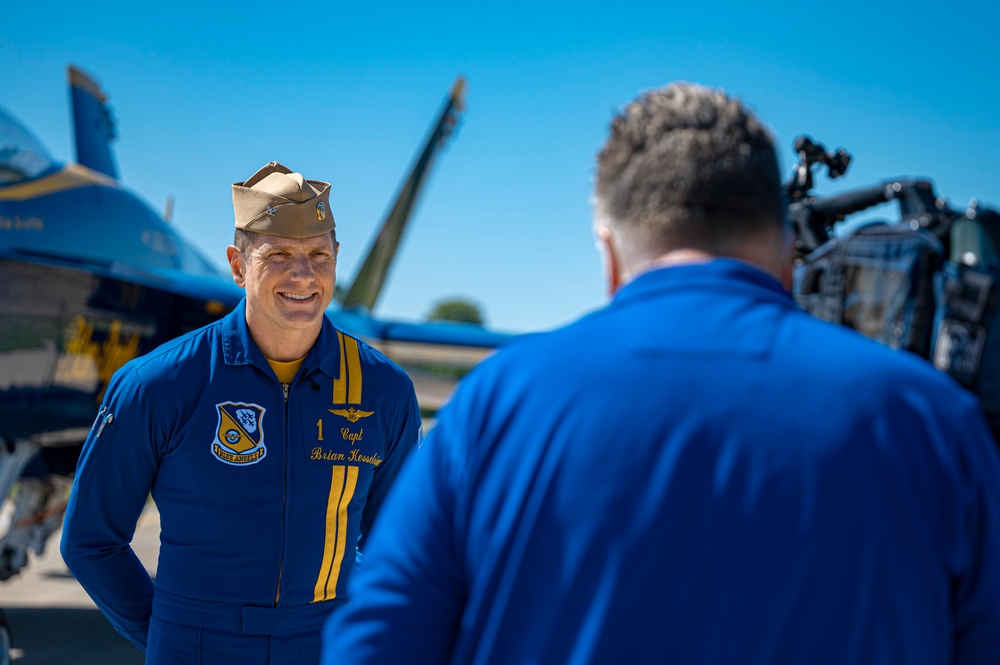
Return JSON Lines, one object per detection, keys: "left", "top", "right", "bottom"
{"left": 321, "top": 83, "right": 1000, "bottom": 664}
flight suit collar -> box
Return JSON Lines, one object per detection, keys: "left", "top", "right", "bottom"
{"left": 613, "top": 258, "right": 793, "bottom": 307}
{"left": 220, "top": 299, "right": 343, "bottom": 380}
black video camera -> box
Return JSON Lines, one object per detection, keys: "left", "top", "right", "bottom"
{"left": 787, "top": 136, "right": 1000, "bottom": 437}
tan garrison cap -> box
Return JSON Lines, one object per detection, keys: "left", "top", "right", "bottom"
{"left": 232, "top": 161, "right": 335, "bottom": 238}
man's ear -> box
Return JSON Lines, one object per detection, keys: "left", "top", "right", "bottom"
{"left": 778, "top": 226, "right": 795, "bottom": 291}
{"left": 770, "top": 228, "right": 796, "bottom": 293}
{"left": 227, "top": 245, "right": 246, "bottom": 288}
{"left": 596, "top": 225, "right": 622, "bottom": 297}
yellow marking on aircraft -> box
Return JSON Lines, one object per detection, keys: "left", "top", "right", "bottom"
{"left": 69, "top": 65, "right": 108, "bottom": 103}
{"left": 0, "top": 163, "right": 117, "bottom": 201}
{"left": 53, "top": 316, "right": 142, "bottom": 399}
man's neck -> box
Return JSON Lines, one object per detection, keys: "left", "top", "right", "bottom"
{"left": 626, "top": 249, "right": 716, "bottom": 280}
{"left": 622, "top": 247, "right": 788, "bottom": 290}
{"left": 246, "top": 319, "right": 322, "bottom": 362}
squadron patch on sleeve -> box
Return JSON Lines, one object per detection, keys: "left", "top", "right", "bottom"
{"left": 211, "top": 402, "right": 267, "bottom": 466}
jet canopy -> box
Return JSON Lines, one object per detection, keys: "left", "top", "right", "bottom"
{"left": 0, "top": 105, "right": 56, "bottom": 184}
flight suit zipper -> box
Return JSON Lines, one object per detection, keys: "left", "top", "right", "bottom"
{"left": 275, "top": 381, "right": 290, "bottom": 606}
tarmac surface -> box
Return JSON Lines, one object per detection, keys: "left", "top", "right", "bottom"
{"left": 1, "top": 502, "right": 160, "bottom": 664}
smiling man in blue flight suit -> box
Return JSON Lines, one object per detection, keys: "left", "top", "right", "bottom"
{"left": 61, "top": 161, "right": 422, "bottom": 664}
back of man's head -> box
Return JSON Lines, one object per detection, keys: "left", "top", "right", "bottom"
{"left": 595, "top": 83, "right": 785, "bottom": 266}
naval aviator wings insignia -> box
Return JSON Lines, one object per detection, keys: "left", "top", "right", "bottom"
{"left": 329, "top": 407, "right": 374, "bottom": 423}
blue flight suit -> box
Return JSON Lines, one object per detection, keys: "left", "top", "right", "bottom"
{"left": 322, "top": 260, "right": 1000, "bottom": 665}
{"left": 61, "top": 300, "right": 421, "bottom": 664}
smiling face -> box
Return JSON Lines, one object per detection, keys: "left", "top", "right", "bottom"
{"left": 227, "top": 232, "right": 339, "bottom": 360}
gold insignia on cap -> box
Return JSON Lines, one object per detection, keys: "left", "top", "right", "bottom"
{"left": 232, "top": 161, "right": 336, "bottom": 238}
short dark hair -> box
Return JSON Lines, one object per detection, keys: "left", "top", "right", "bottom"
{"left": 233, "top": 228, "right": 338, "bottom": 255}
{"left": 595, "top": 83, "right": 785, "bottom": 257}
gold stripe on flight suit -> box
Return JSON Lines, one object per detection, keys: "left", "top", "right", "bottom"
{"left": 332, "top": 332, "right": 363, "bottom": 404}
{"left": 313, "top": 465, "right": 360, "bottom": 602}
{"left": 319, "top": 333, "right": 364, "bottom": 601}
{"left": 333, "top": 332, "right": 348, "bottom": 404}
{"left": 313, "top": 466, "right": 345, "bottom": 601}
{"left": 345, "top": 336, "right": 363, "bottom": 404}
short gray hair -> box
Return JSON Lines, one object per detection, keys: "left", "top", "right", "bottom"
{"left": 595, "top": 83, "right": 785, "bottom": 258}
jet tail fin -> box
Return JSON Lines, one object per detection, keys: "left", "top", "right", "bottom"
{"left": 338, "top": 76, "right": 466, "bottom": 311}
{"left": 68, "top": 65, "right": 119, "bottom": 180}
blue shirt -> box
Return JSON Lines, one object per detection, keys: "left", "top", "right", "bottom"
{"left": 322, "top": 260, "right": 1000, "bottom": 665}
{"left": 61, "top": 301, "right": 421, "bottom": 652}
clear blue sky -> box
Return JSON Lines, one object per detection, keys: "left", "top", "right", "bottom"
{"left": 3, "top": 1, "right": 998, "bottom": 332}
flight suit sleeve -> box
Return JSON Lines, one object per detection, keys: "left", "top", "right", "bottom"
{"left": 953, "top": 402, "right": 1000, "bottom": 665}
{"left": 59, "top": 364, "right": 162, "bottom": 652}
{"left": 356, "top": 382, "right": 422, "bottom": 554}
{"left": 322, "top": 382, "right": 470, "bottom": 665}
